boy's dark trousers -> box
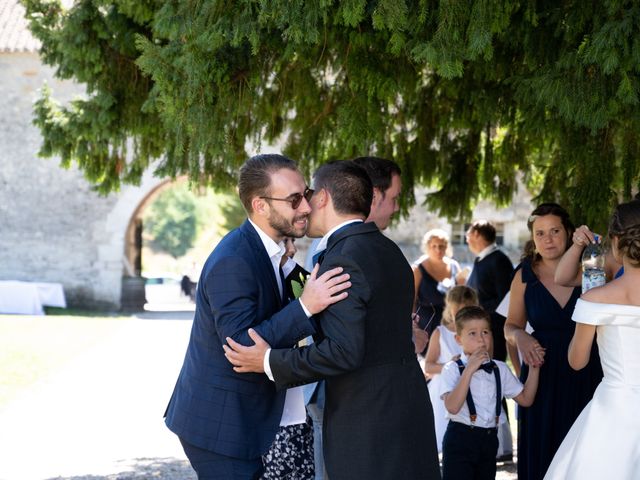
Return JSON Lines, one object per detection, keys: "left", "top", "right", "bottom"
{"left": 442, "top": 421, "right": 498, "bottom": 480}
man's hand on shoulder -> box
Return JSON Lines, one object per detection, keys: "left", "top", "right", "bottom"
{"left": 224, "top": 329, "right": 270, "bottom": 373}
{"left": 300, "top": 264, "right": 351, "bottom": 315}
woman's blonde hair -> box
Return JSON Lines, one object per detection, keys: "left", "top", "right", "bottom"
{"left": 442, "top": 285, "right": 479, "bottom": 326}
{"left": 420, "top": 228, "right": 450, "bottom": 254}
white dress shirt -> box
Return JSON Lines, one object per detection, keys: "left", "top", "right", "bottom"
{"left": 439, "top": 353, "right": 523, "bottom": 428}
{"left": 263, "top": 219, "right": 363, "bottom": 380}
{"left": 476, "top": 243, "right": 499, "bottom": 261}
{"left": 247, "top": 220, "right": 307, "bottom": 426}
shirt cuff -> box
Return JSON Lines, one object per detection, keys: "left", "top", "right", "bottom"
{"left": 298, "top": 299, "right": 312, "bottom": 317}
{"left": 264, "top": 348, "right": 274, "bottom": 381}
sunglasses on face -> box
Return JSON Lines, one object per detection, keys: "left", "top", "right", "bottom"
{"left": 260, "top": 187, "right": 315, "bottom": 209}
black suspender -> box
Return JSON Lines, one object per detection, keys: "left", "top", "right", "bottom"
{"left": 455, "top": 359, "right": 502, "bottom": 426}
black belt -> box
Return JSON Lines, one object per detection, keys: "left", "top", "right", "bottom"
{"left": 448, "top": 420, "right": 498, "bottom": 433}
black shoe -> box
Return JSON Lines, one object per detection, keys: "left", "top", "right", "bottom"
{"left": 496, "top": 453, "right": 513, "bottom": 463}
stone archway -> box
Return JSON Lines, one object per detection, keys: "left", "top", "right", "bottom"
{"left": 122, "top": 178, "right": 179, "bottom": 276}
{"left": 95, "top": 170, "right": 176, "bottom": 310}
{"left": 119, "top": 175, "right": 192, "bottom": 309}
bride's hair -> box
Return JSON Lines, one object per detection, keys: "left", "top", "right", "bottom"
{"left": 609, "top": 199, "right": 640, "bottom": 267}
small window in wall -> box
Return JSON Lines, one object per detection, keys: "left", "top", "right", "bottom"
{"left": 451, "top": 222, "right": 505, "bottom": 246}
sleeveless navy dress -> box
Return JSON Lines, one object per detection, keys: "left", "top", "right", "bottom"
{"left": 415, "top": 262, "right": 460, "bottom": 338}
{"left": 517, "top": 259, "right": 603, "bottom": 480}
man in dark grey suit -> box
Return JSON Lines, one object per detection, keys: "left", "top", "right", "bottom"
{"left": 465, "top": 220, "right": 514, "bottom": 362}
{"left": 225, "top": 161, "right": 441, "bottom": 480}
{"left": 303, "top": 156, "right": 403, "bottom": 480}
{"left": 465, "top": 219, "right": 515, "bottom": 461}
{"left": 164, "top": 154, "right": 351, "bottom": 479}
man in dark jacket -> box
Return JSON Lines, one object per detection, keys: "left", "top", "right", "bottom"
{"left": 465, "top": 220, "right": 514, "bottom": 362}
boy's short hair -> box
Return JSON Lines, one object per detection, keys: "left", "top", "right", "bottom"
{"left": 454, "top": 305, "right": 491, "bottom": 335}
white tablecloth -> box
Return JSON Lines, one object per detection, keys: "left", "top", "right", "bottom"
{"left": 0, "top": 281, "right": 66, "bottom": 315}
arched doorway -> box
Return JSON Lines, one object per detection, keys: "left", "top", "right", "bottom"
{"left": 120, "top": 178, "right": 185, "bottom": 310}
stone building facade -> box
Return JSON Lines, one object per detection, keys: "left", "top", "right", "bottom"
{"left": 0, "top": 1, "right": 166, "bottom": 310}
{"left": 387, "top": 188, "right": 533, "bottom": 267}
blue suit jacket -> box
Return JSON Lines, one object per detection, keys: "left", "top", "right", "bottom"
{"left": 165, "top": 220, "right": 316, "bottom": 459}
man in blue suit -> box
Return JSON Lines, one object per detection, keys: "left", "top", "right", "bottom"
{"left": 164, "top": 154, "right": 351, "bottom": 479}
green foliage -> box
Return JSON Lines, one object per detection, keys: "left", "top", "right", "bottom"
{"left": 144, "top": 184, "right": 197, "bottom": 258}
{"left": 142, "top": 182, "right": 245, "bottom": 258}
{"left": 217, "top": 193, "right": 247, "bottom": 233}
{"left": 23, "top": 0, "right": 640, "bottom": 231}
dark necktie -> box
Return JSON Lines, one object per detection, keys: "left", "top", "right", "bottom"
{"left": 311, "top": 249, "right": 325, "bottom": 266}
{"left": 478, "top": 360, "right": 497, "bottom": 373}
{"left": 278, "top": 266, "right": 287, "bottom": 301}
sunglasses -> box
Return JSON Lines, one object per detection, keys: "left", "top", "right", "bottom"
{"left": 260, "top": 187, "right": 314, "bottom": 209}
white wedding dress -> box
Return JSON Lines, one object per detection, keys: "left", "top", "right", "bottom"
{"left": 544, "top": 299, "right": 640, "bottom": 480}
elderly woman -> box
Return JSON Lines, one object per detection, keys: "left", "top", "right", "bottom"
{"left": 412, "top": 229, "right": 462, "bottom": 349}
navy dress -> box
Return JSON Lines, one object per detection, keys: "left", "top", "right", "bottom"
{"left": 415, "top": 263, "right": 460, "bottom": 337}
{"left": 517, "top": 259, "right": 603, "bottom": 480}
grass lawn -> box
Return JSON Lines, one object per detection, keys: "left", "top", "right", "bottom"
{"left": 0, "top": 313, "right": 128, "bottom": 410}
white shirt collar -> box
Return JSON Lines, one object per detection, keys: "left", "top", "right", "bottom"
{"left": 315, "top": 219, "right": 363, "bottom": 253}
{"left": 248, "top": 219, "right": 286, "bottom": 261}
{"left": 476, "top": 243, "right": 498, "bottom": 261}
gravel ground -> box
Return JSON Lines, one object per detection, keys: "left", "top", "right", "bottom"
{"left": 43, "top": 459, "right": 515, "bottom": 480}
{"left": 43, "top": 458, "right": 195, "bottom": 480}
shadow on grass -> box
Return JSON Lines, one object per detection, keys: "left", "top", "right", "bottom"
{"left": 44, "top": 457, "right": 196, "bottom": 480}
{"left": 44, "top": 307, "right": 124, "bottom": 317}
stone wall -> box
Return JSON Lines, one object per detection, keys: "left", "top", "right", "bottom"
{"left": 388, "top": 186, "right": 533, "bottom": 266}
{"left": 0, "top": 52, "right": 164, "bottom": 310}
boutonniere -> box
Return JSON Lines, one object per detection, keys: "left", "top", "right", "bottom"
{"left": 291, "top": 272, "right": 307, "bottom": 298}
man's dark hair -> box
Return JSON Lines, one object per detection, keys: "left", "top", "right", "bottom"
{"left": 470, "top": 220, "right": 497, "bottom": 244}
{"left": 352, "top": 156, "right": 401, "bottom": 197}
{"left": 455, "top": 305, "right": 491, "bottom": 335}
{"left": 238, "top": 154, "right": 298, "bottom": 213}
{"left": 313, "top": 161, "right": 373, "bottom": 217}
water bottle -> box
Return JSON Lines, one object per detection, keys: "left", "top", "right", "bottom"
{"left": 581, "top": 235, "right": 606, "bottom": 293}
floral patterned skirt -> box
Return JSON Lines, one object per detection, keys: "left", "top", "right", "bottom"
{"left": 261, "top": 419, "right": 315, "bottom": 479}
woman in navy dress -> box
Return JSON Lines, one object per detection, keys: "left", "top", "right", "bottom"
{"left": 505, "top": 203, "right": 603, "bottom": 480}
{"left": 412, "top": 229, "right": 462, "bottom": 344}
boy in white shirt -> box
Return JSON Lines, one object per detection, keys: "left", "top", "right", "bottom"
{"left": 440, "top": 306, "right": 540, "bottom": 480}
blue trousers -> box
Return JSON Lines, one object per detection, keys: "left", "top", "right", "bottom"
{"left": 442, "top": 421, "right": 498, "bottom": 480}
{"left": 180, "top": 437, "right": 263, "bottom": 480}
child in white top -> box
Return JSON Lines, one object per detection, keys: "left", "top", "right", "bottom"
{"left": 440, "top": 306, "right": 539, "bottom": 480}
{"left": 424, "top": 285, "right": 478, "bottom": 452}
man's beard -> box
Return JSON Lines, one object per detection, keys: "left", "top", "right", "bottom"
{"left": 268, "top": 208, "right": 308, "bottom": 238}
